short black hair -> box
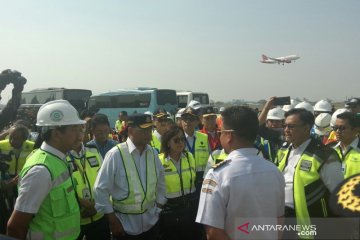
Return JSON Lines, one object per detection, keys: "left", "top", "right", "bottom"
{"left": 91, "top": 114, "right": 110, "bottom": 129}
{"left": 285, "top": 108, "right": 315, "bottom": 128}
{"left": 160, "top": 125, "right": 186, "bottom": 157}
{"left": 120, "top": 111, "right": 128, "bottom": 116}
{"left": 222, "top": 106, "right": 259, "bottom": 142}
{"left": 9, "top": 125, "right": 30, "bottom": 140}
{"left": 337, "top": 112, "right": 360, "bottom": 128}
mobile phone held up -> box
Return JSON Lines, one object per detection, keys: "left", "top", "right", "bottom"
{"left": 274, "top": 96, "right": 291, "bottom": 106}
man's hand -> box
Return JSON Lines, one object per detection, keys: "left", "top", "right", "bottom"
{"left": 106, "top": 213, "right": 125, "bottom": 238}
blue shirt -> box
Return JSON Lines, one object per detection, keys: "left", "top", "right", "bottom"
{"left": 86, "top": 139, "right": 118, "bottom": 158}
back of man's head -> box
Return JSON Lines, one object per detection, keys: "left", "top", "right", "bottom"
{"left": 222, "top": 106, "right": 259, "bottom": 142}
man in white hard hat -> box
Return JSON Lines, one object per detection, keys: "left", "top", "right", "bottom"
{"left": 313, "top": 99, "right": 332, "bottom": 117}
{"left": 7, "top": 100, "right": 85, "bottom": 239}
{"left": 257, "top": 97, "right": 286, "bottom": 163}
{"left": 313, "top": 113, "right": 332, "bottom": 144}
{"left": 295, "top": 101, "right": 314, "bottom": 114}
{"left": 324, "top": 108, "right": 349, "bottom": 146}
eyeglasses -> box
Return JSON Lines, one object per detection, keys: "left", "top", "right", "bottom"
{"left": 332, "top": 126, "right": 349, "bottom": 132}
{"left": 283, "top": 124, "right": 305, "bottom": 130}
{"left": 172, "top": 137, "right": 186, "bottom": 144}
{"left": 182, "top": 117, "right": 198, "bottom": 122}
{"left": 217, "top": 129, "right": 236, "bottom": 134}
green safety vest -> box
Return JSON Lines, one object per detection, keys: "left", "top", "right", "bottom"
{"left": 192, "top": 131, "right": 210, "bottom": 172}
{"left": 115, "top": 120, "right": 123, "bottom": 132}
{"left": 151, "top": 133, "right": 161, "bottom": 153}
{"left": 19, "top": 149, "right": 80, "bottom": 240}
{"left": 277, "top": 140, "right": 338, "bottom": 239}
{"left": 158, "top": 152, "right": 196, "bottom": 198}
{"left": 112, "top": 142, "right": 158, "bottom": 214}
{"left": 334, "top": 138, "right": 360, "bottom": 179}
{"left": 0, "top": 139, "right": 34, "bottom": 176}
{"left": 67, "top": 147, "right": 103, "bottom": 225}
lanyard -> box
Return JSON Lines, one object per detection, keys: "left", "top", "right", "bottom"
{"left": 69, "top": 152, "right": 87, "bottom": 184}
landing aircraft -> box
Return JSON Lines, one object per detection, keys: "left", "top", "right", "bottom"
{"left": 260, "top": 54, "right": 300, "bottom": 64}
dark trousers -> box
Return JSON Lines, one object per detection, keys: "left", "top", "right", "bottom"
{"left": 77, "top": 216, "right": 111, "bottom": 240}
{"left": 113, "top": 222, "right": 159, "bottom": 240}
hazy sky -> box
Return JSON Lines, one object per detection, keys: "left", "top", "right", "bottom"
{"left": 1, "top": 0, "right": 359, "bottom": 104}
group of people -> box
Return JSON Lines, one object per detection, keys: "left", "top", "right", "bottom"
{"left": 0, "top": 96, "right": 359, "bottom": 240}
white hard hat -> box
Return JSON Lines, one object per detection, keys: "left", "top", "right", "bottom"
{"left": 187, "top": 100, "right": 201, "bottom": 110}
{"left": 314, "top": 100, "right": 332, "bottom": 112}
{"left": 295, "top": 101, "right": 314, "bottom": 114}
{"left": 330, "top": 108, "right": 349, "bottom": 127}
{"left": 176, "top": 108, "right": 186, "bottom": 118}
{"left": 219, "top": 107, "right": 225, "bottom": 112}
{"left": 282, "top": 104, "right": 293, "bottom": 112}
{"left": 267, "top": 107, "right": 285, "bottom": 120}
{"left": 314, "top": 113, "right": 331, "bottom": 136}
{"left": 36, "top": 100, "right": 86, "bottom": 127}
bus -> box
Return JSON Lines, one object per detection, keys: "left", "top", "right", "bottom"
{"left": 176, "top": 91, "right": 210, "bottom": 108}
{"left": 21, "top": 88, "right": 92, "bottom": 112}
{"left": 88, "top": 88, "right": 178, "bottom": 128}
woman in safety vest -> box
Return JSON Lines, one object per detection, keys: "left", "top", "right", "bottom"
{"left": 158, "top": 125, "right": 199, "bottom": 240}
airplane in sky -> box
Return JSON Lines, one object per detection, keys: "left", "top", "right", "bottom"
{"left": 260, "top": 54, "right": 300, "bottom": 64}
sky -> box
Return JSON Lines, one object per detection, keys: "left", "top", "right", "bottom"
{"left": 0, "top": 0, "right": 359, "bottom": 104}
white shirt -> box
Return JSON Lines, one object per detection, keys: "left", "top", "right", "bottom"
{"left": 196, "top": 148, "right": 285, "bottom": 240}
{"left": 94, "top": 138, "right": 167, "bottom": 235}
{"left": 283, "top": 139, "right": 343, "bottom": 208}
{"left": 15, "top": 142, "right": 67, "bottom": 214}
{"left": 334, "top": 137, "right": 359, "bottom": 156}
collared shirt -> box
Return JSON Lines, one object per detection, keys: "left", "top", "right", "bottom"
{"left": 184, "top": 132, "right": 195, "bottom": 154}
{"left": 284, "top": 138, "right": 343, "bottom": 208}
{"left": 334, "top": 137, "right": 359, "bottom": 156}
{"left": 86, "top": 139, "right": 118, "bottom": 158}
{"left": 94, "top": 138, "right": 166, "bottom": 235}
{"left": 196, "top": 148, "right": 285, "bottom": 240}
{"left": 14, "top": 142, "right": 67, "bottom": 214}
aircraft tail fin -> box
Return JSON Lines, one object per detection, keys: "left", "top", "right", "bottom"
{"left": 262, "top": 54, "right": 268, "bottom": 61}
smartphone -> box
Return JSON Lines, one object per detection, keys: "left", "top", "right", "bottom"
{"left": 274, "top": 96, "right": 291, "bottom": 106}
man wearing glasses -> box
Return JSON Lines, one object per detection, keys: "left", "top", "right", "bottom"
{"left": 94, "top": 114, "right": 166, "bottom": 240}
{"left": 277, "top": 108, "right": 343, "bottom": 238}
{"left": 196, "top": 106, "right": 285, "bottom": 240}
{"left": 332, "top": 112, "right": 360, "bottom": 179}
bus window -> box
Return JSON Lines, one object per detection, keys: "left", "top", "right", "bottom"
{"left": 177, "top": 95, "right": 188, "bottom": 108}
{"left": 193, "top": 93, "right": 209, "bottom": 105}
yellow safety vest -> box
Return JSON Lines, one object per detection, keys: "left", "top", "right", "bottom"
{"left": 151, "top": 133, "right": 161, "bottom": 153}
{"left": 190, "top": 131, "right": 210, "bottom": 172}
{"left": 334, "top": 138, "right": 360, "bottom": 179}
{"left": 115, "top": 120, "right": 123, "bottom": 132}
{"left": 158, "top": 152, "right": 196, "bottom": 198}
{"left": 209, "top": 149, "right": 228, "bottom": 165}
{"left": 67, "top": 147, "right": 103, "bottom": 225}
{"left": 277, "top": 140, "right": 338, "bottom": 239}
{"left": 0, "top": 139, "right": 34, "bottom": 176}
{"left": 112, "top": 142, "right": 158, "bottom": 214}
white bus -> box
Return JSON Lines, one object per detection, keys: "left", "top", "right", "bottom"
{"left": 176, "top": 91, "right": 209, "bottom": 108}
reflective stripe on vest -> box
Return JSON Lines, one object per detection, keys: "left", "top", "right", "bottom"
{"left": 20, "top": 149, "right": 80, "bottom": 240}
{"left": 158, "top": 152, "right": 196, "bottom": 198}
{"left": 194, "top": 132, "right": 210, "bottom": 172}
{"left": 0, "top": 140, "right": 34, "bottom": 176}
{"left": 334, "top": 140, "right": 360, "bottom": 179}
{"left": 278, "top": 143, "right": 329, "bottom": 239}
{"left": 113, "top": 143, "right": 157, "bottom": 214}
{"left": 67, "top": 148, "right": 103, "bottom": 225}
